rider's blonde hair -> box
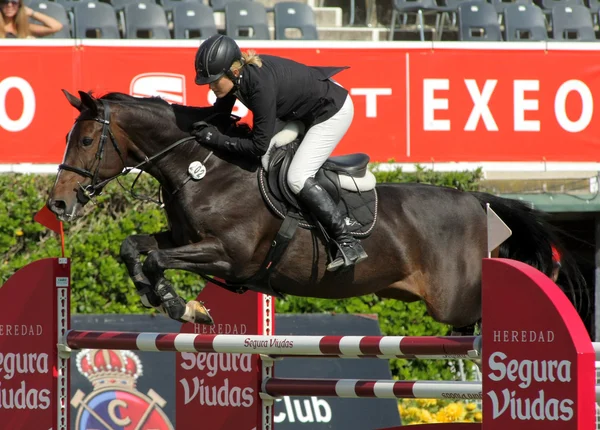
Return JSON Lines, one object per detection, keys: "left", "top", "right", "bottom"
{"left": 231, "top": 50, "right": 262, "bottom": 72}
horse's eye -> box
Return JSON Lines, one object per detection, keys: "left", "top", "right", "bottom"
{"left": 82, "top": 137, "right": 94, "bottom": 147}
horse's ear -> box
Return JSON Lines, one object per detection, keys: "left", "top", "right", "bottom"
{"left": 77, "top": 91, "right": 98, "bottom": 116}
{"left": 62, "top": 89, "right": 83, "bottom": 111}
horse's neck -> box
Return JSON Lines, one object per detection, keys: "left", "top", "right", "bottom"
{"left": 120, "top": 105, "right": 255, "bottom": 191}
{"left": 133, "top": 135, "right": 253, "bottom": 193}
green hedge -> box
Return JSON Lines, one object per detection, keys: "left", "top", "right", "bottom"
{"left": 0, "top": 164, "right": 483, "bottom": 380}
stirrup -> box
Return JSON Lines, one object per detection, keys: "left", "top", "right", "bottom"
{"left": 326, "top": 241, "right": 368, "bottom": 272}
{"left": 327, "top": 246, "right": 352, "bottom": 272}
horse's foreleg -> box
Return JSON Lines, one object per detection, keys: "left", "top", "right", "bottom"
{"left": 120, "top": 232, "right": 174, "bottom": 309}
{"left": 142, "top": 238, "right": 233, "bottom": 325}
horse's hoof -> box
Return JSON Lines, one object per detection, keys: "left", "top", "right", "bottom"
{"left": 181, "top": 300, "right": 214, "bottom": 325}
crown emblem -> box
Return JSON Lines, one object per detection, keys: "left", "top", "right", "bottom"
{"left": 76, "top": 349, "right": 143, "bottom": 389}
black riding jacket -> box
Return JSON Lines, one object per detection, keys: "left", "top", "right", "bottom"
{"left": 209, "top": 54, "right": 349, "bottom": 158}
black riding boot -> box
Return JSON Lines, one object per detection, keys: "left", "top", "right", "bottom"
{"left": 298, "top": 177, "right": 368, "bottom": 271}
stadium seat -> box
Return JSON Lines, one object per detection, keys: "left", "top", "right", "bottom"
{"left": 123, "top": 2, "right": 171, "bottom": 38}
{"left": 551, "top": 4, "right": 596, "bottom": 40}
{"left": 29, "top": 1, "right": 72, "bottom": 37}
{"left": 210, "top": 0, "right": 243, "bottom": 12}
{"left": 503, "top": 3, "right": 547, "bottom": 40}
{"left": 274, "top": 2, "right": 318, "bottom": 40}
{"left": 457, "top": 1, "right": 502, "bottom": 40}
{"left": 389, "top": 0, "right": 440, "bottom": 41}
{"left": 110, "top": 0, "right": 154, "bottom": 11}
{"left": 160, "top": 0, "right": 199, "bottom": 14}
{"left": 172, "top": 1, "right": 218, "bottom": 39}
{"left": 55, "top": 0, "right": 95, "bottom": 13}
{"left": 539, "top": 0, "right": 583, "bottom": 11}
{"left": 586, "top": 0, "right": 600, "bottom": 23}
{"left": 73, "top": 1, "right": 120, "bottom": 38}
{"left": 225, "top": 0, "right": 269, "bottom": 39}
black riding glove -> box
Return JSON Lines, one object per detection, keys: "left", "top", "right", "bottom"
{"left": 190, "top": 121, "right": 263, "bottom": 158}
{"left": 191, "top": 122, "right": 225, "bottom": 150}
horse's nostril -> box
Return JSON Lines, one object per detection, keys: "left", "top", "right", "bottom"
{"left": 50, "top": 199, "right": 67, "bottom": 214}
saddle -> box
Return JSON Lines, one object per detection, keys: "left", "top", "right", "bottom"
{"left": 259, "top": 121, "right": 378, "bottom": 237}
{"left": 206, "top": 121, "right": 379, "bottom": 297}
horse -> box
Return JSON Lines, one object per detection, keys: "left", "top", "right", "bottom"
{"left": 47, "top": 90, "right": 586, "bottom": 332}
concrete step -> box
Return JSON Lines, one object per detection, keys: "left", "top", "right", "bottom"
{"left": 316, "top": 26, "right": 389, "bottom": 40}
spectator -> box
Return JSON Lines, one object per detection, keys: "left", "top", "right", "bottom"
{"left": 1, "top": 0, "right": 63, "bottom": 38}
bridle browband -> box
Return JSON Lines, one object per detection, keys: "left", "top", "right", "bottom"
{"left": 58, "top": 99, "right": 199, "bottom": 205}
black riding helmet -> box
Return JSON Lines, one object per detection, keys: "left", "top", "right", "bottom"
{"left": 195, "top": 35, "right": 243, "bottom": 85}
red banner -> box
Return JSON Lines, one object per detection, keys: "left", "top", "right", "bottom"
{"left": 2, "top": 41, "right": 600, "bottom": 164}
{"left": 0, "top": 258, "right": 70, "bottom": 430}
{"left": 176, "top": 283, "right": 272, "bottom": 429}
{"left": 482, "top": 258, "right": 595, "bottom": 429}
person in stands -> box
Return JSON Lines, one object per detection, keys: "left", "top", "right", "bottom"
{"left": 191, "top": 34, "right": 368, "bottom": 272}
{"left": 0, "top": 0, "right": 63, "bottom": 38}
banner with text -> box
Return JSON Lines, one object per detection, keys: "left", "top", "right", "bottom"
{"left": 2, "top": 42, "right": 600, "bottom": 164}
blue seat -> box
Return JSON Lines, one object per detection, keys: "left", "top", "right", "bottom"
{"left": 123, "top": 2, "right": 170, "bottom": 38}
{"left": 457, "top": 0, "right": 502, "bottom": 40}
{"left": 389, "top": 0, "right": 440, "bottom": 41}
{"left": 225, "top": 0, "right": 269, "bottom": 39}
{"left": 172, "top": 1, "right": 218, "bottom": 39}
{"left": 274, "top": 2, "right": 318, "bottom": 40}
{"left": 73, "top": 2, "right": 120, "bottom": 38}
{"left": 29, "top": 1, "right": 72, "bottom": 37}
{"left": 551, "top": 4, "right": 596, "bottom": 40}
{"left": 503, "top": 3, "right": 547, "bottom": 40}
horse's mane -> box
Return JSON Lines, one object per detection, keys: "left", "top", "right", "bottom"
{"left": 101, "top": 92, "right": 170, "bottom": 106}
{"left": 96, "top": 91, "right": 253, "bottom": 140}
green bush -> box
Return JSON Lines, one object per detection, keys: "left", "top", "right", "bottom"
{"left": 0, "top": 164, "right": 483, "bottom": 381}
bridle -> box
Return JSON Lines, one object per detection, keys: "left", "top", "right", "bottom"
{"left": 58, "top": 99, "right": 199, "bottom": 206}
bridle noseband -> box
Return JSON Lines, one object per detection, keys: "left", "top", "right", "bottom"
{"left": 59, "top": 100, "right": 126, "bottom": 205}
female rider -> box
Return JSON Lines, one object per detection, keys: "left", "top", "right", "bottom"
{"left": 191, "top": 34, "right": 367, "bottom": 272}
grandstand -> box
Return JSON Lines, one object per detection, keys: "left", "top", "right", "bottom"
{"left": 25, "top": 0, "right": 600, "bottom": 41}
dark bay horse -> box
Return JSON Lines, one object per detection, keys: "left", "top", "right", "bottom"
{"left": 48, "top": 90, "right": 585, "bottom": 330}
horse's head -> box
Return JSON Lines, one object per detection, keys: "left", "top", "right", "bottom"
{"left": 48, "top": 90, "right": 129, "bottom": 221}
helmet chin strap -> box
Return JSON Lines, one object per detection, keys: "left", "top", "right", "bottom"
{"left": 225, "top": 69, "right": 241, "bottom": 88}
{"left": 225, "top": 57, "right": 245, "bottom": 88}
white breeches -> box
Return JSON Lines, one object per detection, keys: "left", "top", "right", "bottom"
{"left": 287, "top": 94, "right": 354, "bottom": 195}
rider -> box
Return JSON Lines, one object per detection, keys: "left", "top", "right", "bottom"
{"left": 191, "top": 34, "right": 367, "bottom": 272}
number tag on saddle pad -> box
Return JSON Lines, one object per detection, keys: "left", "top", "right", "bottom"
{"left": 188, "top": 161, "right": 207, "bottom": 180}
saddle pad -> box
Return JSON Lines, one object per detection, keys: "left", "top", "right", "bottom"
{"left": 259, "top": 168, "right": 378, "bottom": 238}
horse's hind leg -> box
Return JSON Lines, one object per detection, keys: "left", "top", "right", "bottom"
{"left": 120, "top": 232, "right": 173, "bottom": 310}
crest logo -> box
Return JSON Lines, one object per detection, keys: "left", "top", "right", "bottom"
{"left": 72, "top": 349, "right": 174, "bottom": 430}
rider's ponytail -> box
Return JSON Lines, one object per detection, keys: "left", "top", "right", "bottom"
{"left": 231, "top": 50, "right": 262, "bottom": 72}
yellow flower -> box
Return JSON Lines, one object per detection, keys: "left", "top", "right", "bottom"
{"left": 418, "top": 409, "right": 434, "bottom": 422}
{"left": 435, "top": 402, "right": 467, "bottom": 422}
{"left": 416, "top": 398, "right": 438, "bottom": 407}
{"left": 474, "top": 412, "right": 483, "bottom": 422}
{"left": 403, "top": 407, "right": 422, "bottom": 420}
{"left": 15, "top": 229, "right": 23, "bottom": 236}
{"left": 466, "top": 402, "right": 478, "bottom": 411}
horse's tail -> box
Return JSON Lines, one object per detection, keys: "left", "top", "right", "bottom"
{"left": 470, "top": 191, "right": 588, "bottom": 316}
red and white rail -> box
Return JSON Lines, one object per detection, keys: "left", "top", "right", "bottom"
{"left": 262, "top": 378, "right": 483, "bottom": 400}
{"left": 261, "top": 378, "right": 600, "bottom": 402}
{"left": 65, "top": 330, "right": 482, "bottom": 359}
{"left": 64, "top": 330, "right": 600, "bottom": 360}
